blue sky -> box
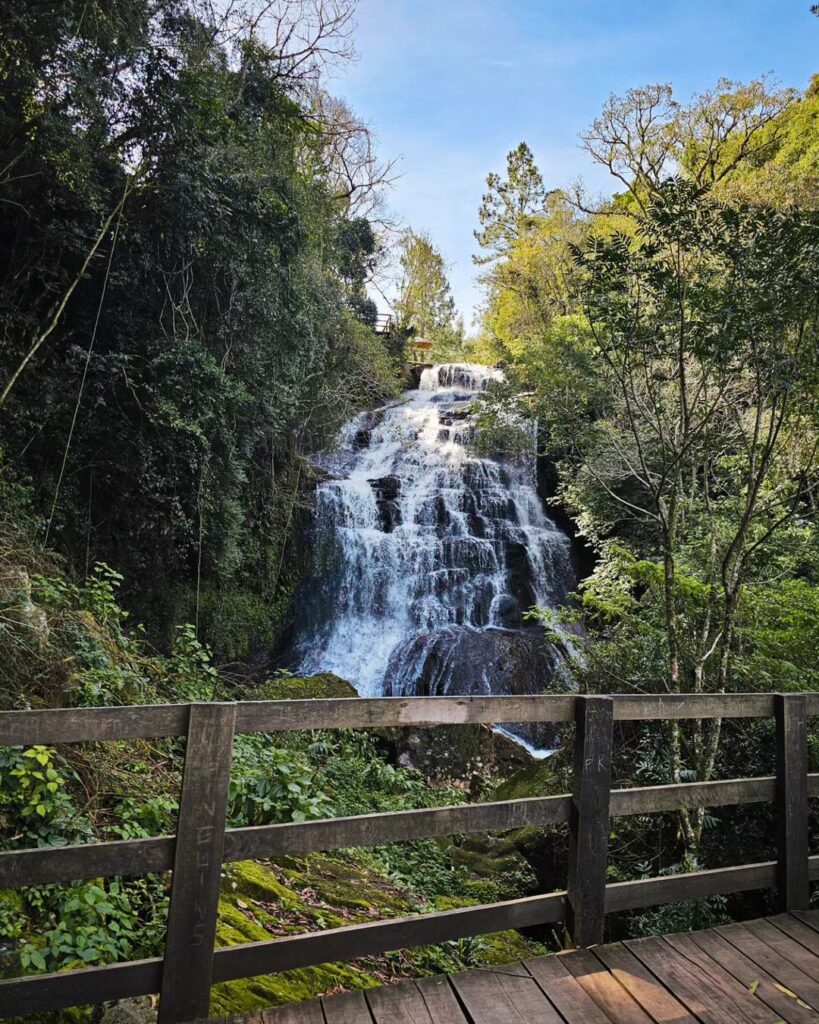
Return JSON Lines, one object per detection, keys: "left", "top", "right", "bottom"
{"left": 329, "top": 1, "right": 818, "bottom": 326}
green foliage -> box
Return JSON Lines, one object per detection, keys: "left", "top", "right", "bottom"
{"left": 0, "top": 0, "right": 398, "bottom": 661}
{"left": 229, "top": 735, "right": 332, "bottom": 826}
{"left": 0, "top": 746, "right": 88, "bottom": 849}
{"left": 474, "top": 142, "right": 547, "bottom": 265}
{"left": 394, "top": 230, "right": 460, "bottom": 357}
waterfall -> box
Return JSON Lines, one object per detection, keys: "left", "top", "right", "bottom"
{"left": 291, "top": 363, "right": 577, "bottom": 733}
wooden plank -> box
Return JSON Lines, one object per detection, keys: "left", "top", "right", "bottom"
{"left": 593, "top": 942, "right": 700, "bottom": 1024}
{"left": 559, "top": 948, "right": 655, "bottom": 1024}
{"left": 768, "top": 914, "right": 819, "bottom": 957}
{"left": 609, "top": 776, "right": 777, "bottom": 816}
{"left": 3, "top": 693, "right": 817, "bottom": 748}
{"left": 687, "top": 927, "right": 819, "bottom": 1024}
{"left": 235, "top": 695, "right": 577, "bottom": 732}
{"left": 261, "top": 1002, "right": 325, "bottom": 1024}
{"left": 662, "top": 931, "right": 795, "bottom": 1024}
{"left": 721, "top": 919, "right": 819, "bottom": 1007}
{"left": 224, "top": 794, "right": 572, "bottom": 861}
{"left": 611, "top": 693, "right": 783, "bottom": 721}
{"left": 450, "top": 963, "right": 562, "bottom": 1023}
{"left": 776, "top": 694, "right": 811, "bottom": 912}
{"left": 566, "top": 696, "right": 613, "bottom": 947}
{"left": 322, "top": 990, "right": 374, "bottom": 1023}
{"left": 604, "top": 860, "right": 778, "bottom": 912}
{"left": 524, "top": 954, "right": 614, "bottom": 1023}
{"left": 625, "top": 935, "right": 779, "bottom": 1024}
{"left": 414, "top": 976, "right": 469, "bottom": 1023}
{"left": 158, "top": 703, "right": 237, "bottom": 1024}
{"left": 366, "top": 979, "right": 434, "bottom": 1022}
{"left": 213, "top": 891, "right": 565, "bottom": 981}
{"left": 0, "top": 834, "right": 174, "bottom": 887}
{"left": 0, "top": 703, "right": 189, "bottom": 745}
{"left": 0, "top": 957, "right": 162, "bottom": 1016}
{"left": 3, "top": 693, "right": 818, "bottom": 748}
{"left": 794, "top": 911, "right": 819, "bottom": 934}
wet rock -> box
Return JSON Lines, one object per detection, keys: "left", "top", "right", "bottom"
{"left": 383, "top": 624, "right": 570, "bottom": 748}
{"left": 368, "top": 474, "right": 402, "bottom": 533}
{"left": 505, "top": 540, "right": 536, "bottom": 610}
{"left": 495, "top": 594, "right": 522, "bottom": 628}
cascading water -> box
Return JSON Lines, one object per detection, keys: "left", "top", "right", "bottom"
{"left": 291, "top": 363, "right": 577, "bottom": 744}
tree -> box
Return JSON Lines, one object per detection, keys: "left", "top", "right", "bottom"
{"left": 394, "top": 230, "right": 457, "bottom": 347}
{"left": 580, "top": 78, "right": 796, "bottom": 212}
{"left": 474, "top": 142, "right": 546, "bottom": 264}
{"left": 563, "top": 180, "right": 819, "bottom": 850}
{"left": 479, "top": 191, "right": 585, "bottom": 361}
{"left": 0, "top": 0, "right": 399, "bottom": 657}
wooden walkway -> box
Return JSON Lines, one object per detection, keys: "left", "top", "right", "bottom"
{"left": 216, "top": 911, "right": 819, "bottom": 1023}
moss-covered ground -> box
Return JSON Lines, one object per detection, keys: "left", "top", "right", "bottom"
{"left": 210, "top": 855, "right": 547, "bottom": 1015}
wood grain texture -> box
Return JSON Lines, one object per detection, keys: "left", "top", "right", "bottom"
{"left": 365, "top": 978, "right": 435, "bottom": 1022}
{"left": 0, "top": 834, "right": 174, "bottom": 888}
{"left": 605, "top": 860, "right": 778, "bottom": 912}
{"left": 0, "top": 957, "right": 162, "bottom": 1016}
{"left": 776, "top": 694, "right": 811, "bottom": 912}
{"left": 625, "top": 935, "right": 779, "bottom": 1024}
{"left": 687, "top": 927, "right": 819, "bottom": 1024}
{"left": 0, "top": 703, "right": 189, "bottom": 744}
{"left": 414, "top": 976, "right": 469, "bottom": 1023}
{"left": 524, "top": 955, "right": 613, "bottom": 1023}
{"left": 720, "top": 919, "right": 819, "bottom": 1009}
{"left": 158, "top": 703, "right": 236, "bottom": 1024}
{"left": 449, "top": 963, "right": 562, "bottom": 1024}
{"left": 592, "top": 942, "right": 701, "bottom": 1024}
{"left": 767, "top": 913, "right": 819, "bottom": 958}
{"left": 559, "top": 948, "right": 655, "bottom": 1024}
{"left": 261, "top": 1002, "right": 325, "bottom": 1024}
{"left": 565, "top": 696, "right": 613, "bottom": 947}
{"left": 223, "top": 794, "right": 573, "bottom": 861}
{"left": 321, "top": 990, "right": 373, "bottom": 1023}
{"left": 3, "top": 692, "right": 818, "bottom": 748}
{"left": 661, "top": 932, "right": 790, "bottom": 1024}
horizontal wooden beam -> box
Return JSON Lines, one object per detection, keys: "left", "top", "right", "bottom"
{"left": 609, "top": 775, "right": 780, "bottom": 816}
{"left": 212, "top": 891, "right": 567, "bottom": 981}
{"left": 604, "top": 861, "right": 778, "bottom": 913}
{"left": 0, "top": 834, "right": 174, "bottom": 888}
{"left": 0, "top": 957, "right": 161, "bottom": 1016}
{"left": 5, "top": 775, "right": 816, "bottom": 888}
{"left": 4, "top": 693, "right": 819, "bottom": 745}
{"left": 223, "top": 794, "right": 573, "bottom": 862}
{"left": 235, "top": 695, "right": 577, "bottom": 731}
{"left": 0, "top": 703, "right": 189, "bottom": 745}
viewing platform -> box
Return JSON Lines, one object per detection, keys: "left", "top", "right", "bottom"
{"left": 1, "top": 692, "right": 817, "bottom": 1022}
{"left": 217, "top": 910, "right": 819, "bottom": 1023}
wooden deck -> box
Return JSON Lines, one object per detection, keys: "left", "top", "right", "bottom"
{"left": 215, "top": 910, "right": 819, "bottom": 1023}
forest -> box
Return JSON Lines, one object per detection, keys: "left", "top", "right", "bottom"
{"left": 1, "top": 1, "right": 818, "bottom": 1021}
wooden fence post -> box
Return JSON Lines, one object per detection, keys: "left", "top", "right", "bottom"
{"left": 775, "top": 693, "right": 809, "bottom": 912}
{"left": 565, "top": 695, "right": 613, "bottom": 948}
{"left": 158, "top": 702, "right": 236, "bottom": 1024}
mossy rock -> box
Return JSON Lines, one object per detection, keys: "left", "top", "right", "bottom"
{"left": 493, "top": 758, "right": 565, "bottom": 801}
{"left": 449, "top": 834, "right": 530, "bottom": 879}
{"left": 252, "top": 673, "right": 358, "bottom": 702}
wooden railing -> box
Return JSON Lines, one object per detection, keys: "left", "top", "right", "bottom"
{"left": 0, "top": 693, "right": 817, "bottom": 1022}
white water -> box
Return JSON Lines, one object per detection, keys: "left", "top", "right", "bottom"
{"left": 293, "top": 364, "right": 576, "bottom": 704}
